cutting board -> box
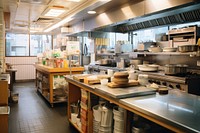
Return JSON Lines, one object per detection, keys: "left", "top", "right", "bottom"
{"left": 107, "top": 80, "right": 139, "bottom": 88}
{"left": 84, "top": 78, "right": 100, "bottom": 85}
{"left": 84, "top": 75, "right": 110, "bottom": 85}
{"left": 73, "top": 74, "right": 91, "bottom": 82}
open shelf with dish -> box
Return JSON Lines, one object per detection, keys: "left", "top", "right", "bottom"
{"left": 34, "top": 64, "right": 84, "bottom": 107}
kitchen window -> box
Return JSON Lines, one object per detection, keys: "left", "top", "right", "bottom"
{"left": 6, "top": 33, "right": 52, "bottom": 56}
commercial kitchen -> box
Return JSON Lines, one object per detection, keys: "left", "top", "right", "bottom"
{"left": 1, "top": 0, "right": 200, "bottom": 133}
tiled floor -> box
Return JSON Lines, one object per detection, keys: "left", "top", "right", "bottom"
{"left": 9, "top": 82, "right": 79, "bottom": 133}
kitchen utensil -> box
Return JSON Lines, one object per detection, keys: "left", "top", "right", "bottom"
{"left": 178, "top": 45, "right": 198, "bottom": 52}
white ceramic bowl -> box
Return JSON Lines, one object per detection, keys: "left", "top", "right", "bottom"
{"left": 100, "top": 79, "right": 108, "bottom": 85}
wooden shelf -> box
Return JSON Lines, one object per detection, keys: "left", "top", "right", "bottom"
{"left": 34, "top": 64, "right": 84, "bottom": 107}
{"left": 69, "top": 119, "right": 82, "bottom": 133}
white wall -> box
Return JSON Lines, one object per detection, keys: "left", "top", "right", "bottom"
{"left": 5, "top": 57, "right": 37, "bottom": 80}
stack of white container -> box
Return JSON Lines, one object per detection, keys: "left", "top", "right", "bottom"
{"left": 113, "top": 106, "right": 125, "bottom": 133}
{"left": 93, "top": 104, "right": 113, "bottom": 133}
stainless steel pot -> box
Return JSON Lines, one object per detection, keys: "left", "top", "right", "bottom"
{"left": 178, "top": 45, "right": 198, "bottom": 52}
{"left": 164, "top": 64, "right": 177, "bottom": 75}
{"left": 165, "top": 64, "right": 188, "bottom": 75}
{"left": 176, "top": 64, "right": 188, "bottom": 75}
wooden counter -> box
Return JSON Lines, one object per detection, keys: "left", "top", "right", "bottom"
{"left": 65, "top": 75, "right": 199, "bottom": 133}
{"left": 34, "top": 64, "right": 84, "bottom": 107}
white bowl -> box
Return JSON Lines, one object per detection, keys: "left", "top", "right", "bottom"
{"left": 100, "top": 79, "right": 108, "bottom": 85}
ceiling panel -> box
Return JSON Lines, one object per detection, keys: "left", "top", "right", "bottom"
{"left": 2, "top": 0, "right": 133, "bottom": 33}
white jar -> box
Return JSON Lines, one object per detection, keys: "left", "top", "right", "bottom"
{"left": 138, "top": 74, "right": 149, "bottom": 86}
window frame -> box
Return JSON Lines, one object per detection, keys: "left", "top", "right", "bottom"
{"left": 5, "top": 33, "right": 53, "bottom": 57}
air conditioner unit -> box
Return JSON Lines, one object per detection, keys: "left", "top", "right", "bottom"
{"left": 61, "top": 27, "right": 73, "bottom": 33}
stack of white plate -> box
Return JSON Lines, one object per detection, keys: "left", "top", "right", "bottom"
{"left": 113, "top": 106, "right": 125, "bottom": 133}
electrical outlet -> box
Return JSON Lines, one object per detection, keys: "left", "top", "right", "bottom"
{"left": 197, "top": 60, "right": 200, "bottom": 66}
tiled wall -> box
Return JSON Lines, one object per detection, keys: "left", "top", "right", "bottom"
{"left": 5, "top": 57, "right": 37, "bottom": 80}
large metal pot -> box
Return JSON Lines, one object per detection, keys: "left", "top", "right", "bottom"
{"left": 178, "top": 45, "right": 198, "bottom": 52}
{"left": 176, "top": 64, "right": 188, "bottom": 75}
{"left": 165, "top": 64, "right": 188, "bottom": 75}
{"left": 164, "top": 64, "right": 177, "bottom": 75}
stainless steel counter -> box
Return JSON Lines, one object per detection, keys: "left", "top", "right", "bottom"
{"left": 120, "top": 89, "right": 200, "bottom": 133}
{"left": 92, "top": 84, "right": 156, "bottom": 99}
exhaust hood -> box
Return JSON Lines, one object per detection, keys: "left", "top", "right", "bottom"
{"left": 95, "top": 1, "right": 200, "bottom": 33}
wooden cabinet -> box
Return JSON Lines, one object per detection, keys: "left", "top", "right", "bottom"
{"left": 0, "top": 81, "right": 8, "bottom": 106}
{"left": 34, "top": 64, "right": 84, "bottom": 107}
{"left": 0, "top": 80, "right": 9, "bottom": 133}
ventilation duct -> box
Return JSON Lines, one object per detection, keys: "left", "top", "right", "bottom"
{"left": 95, "top": 2, "right": 200, "bottom": 33}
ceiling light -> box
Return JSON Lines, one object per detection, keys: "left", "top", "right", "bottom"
{"left": 44, "top": 8, "right": 66, "bottom": 17}
{"left": 44, "top": 15, "right": 74, "bottom": 32}
{"left": 99, "top": 0, "right": 112, "bottom": 1}
{"left": 87, "top": 11, "right": 96, "bottom": 14}
{"left": 68, "top": 0, "right": 81, "bottom": 2}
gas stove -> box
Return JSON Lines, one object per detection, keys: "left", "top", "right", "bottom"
{"left": 138, "top": 71, "right": 200, "bottom": 96}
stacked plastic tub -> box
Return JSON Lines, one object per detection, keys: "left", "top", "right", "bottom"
{"left": 113, "top": 106, "right": 125, "bottom": 133}
{"left": 93, "top": 104, "right": 113, "bottom": 133}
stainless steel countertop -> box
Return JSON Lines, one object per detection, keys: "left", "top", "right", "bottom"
{"left": 120, "top": 89, "right": 200, "bottom": 133}
{"left": 91, "top": 84, "right": 156, "bottom": 99}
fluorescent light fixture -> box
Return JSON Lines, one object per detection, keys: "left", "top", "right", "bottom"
{"left": 44, "top": 8, "right": 66, "bottom": 17}
{"left": 87, "top": 11, "right": 96, "bottom": 14}
{"left": 99, "top": 0, "right": 112, "bottom": 1}
{"left": 68, "top": 0, "right": 81, "bottom": 2}
{"left": 44, "top": 15, "right": 74, "bottom": 32}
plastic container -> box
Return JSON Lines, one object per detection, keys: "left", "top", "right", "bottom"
{"left": 71, "top": 113, "right": 78, "bottom": 124}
